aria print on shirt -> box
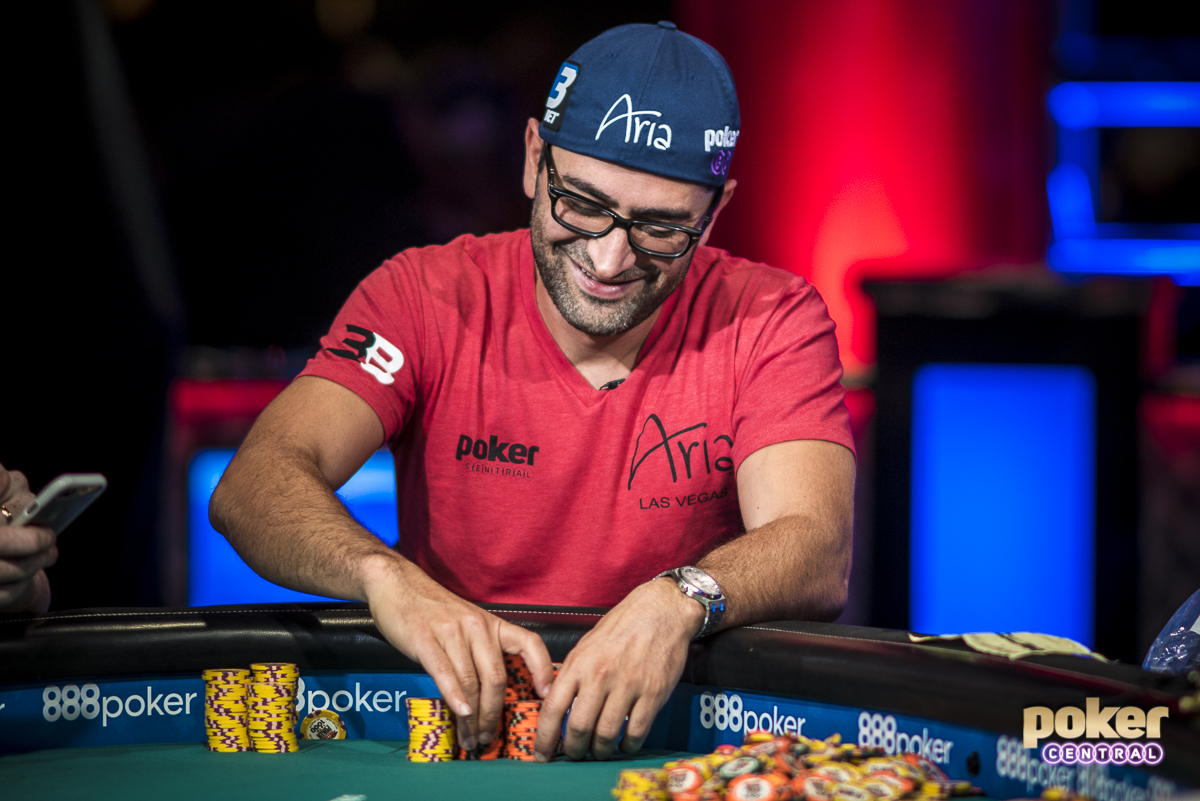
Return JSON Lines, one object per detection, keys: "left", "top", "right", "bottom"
{"left": 628, "top": 413, "right": 735, "bottom": 510}
{"left": 327, "top": 324, "right": 405, "bottom": 386}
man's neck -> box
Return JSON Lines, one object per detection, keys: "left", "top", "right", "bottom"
{"left": 533, "top": 268, "right": 661, "bottom": 391}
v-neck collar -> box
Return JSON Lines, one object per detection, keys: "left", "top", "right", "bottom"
{"left": 518, "top": 232, "right": 681, "bottom": 408}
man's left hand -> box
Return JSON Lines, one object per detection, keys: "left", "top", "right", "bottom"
{"left": 0, "top": 464, "right": 56, "bottom": 614}
{"left": 533, "top": 577, "right": 703, "bottom": 761}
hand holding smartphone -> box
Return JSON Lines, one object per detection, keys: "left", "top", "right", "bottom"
{"left": 6, "top": 474, "right": 107, "bottom": 535}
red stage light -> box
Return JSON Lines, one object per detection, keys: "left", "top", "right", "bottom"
{"left": 677, "top": 0, "right": 1047, "bottom": 378}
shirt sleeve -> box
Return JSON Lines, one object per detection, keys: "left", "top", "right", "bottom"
{"left": 297, "top": 256, "right": 426, "bottom": 442}
{"left": 730, "top": 278, "right": 855, "bottom": 471}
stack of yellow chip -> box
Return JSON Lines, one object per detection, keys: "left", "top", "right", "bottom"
{"left": 203, "top": 669, "right": 251, "bottom": 752}
{"left": 249, "top": 662, "right": 299, "bottom": 723}
{"left": 248, "top": 678, "right": 298, "bottom": 753}
{"left": 247, "top": 662, "right": 299, "bottom": 753}
{"left": 406, "top": 697, "right": 456, "bottom": 762}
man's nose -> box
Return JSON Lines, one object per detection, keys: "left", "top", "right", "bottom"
{"left": 585, "top": 227, "right": 637, "bottom": 280}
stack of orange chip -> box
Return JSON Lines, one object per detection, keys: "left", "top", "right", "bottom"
{"left": 456, "top": 717, "right": 504, "bottom": 761}
{"left": 453, "top": 656, "right": 561, "bottom": 760}
{"left": 506, "top": 700, "right": 541, "bottom": 761}
{"left": 503, "top": 654, "right": 537, "bottom": 760}
{"left": 413, "top": 654, "right": 565, "bottom": 762}
{"left": 504, "top": 654, "right": 537, "bottom": 702}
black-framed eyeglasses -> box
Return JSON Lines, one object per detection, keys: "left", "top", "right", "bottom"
{"left": 543, "top": 145, "right": 724, "bottom": 259}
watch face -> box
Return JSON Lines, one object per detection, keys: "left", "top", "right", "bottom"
{"left": 681, "top": 566, "right": 720, "bottom": 596}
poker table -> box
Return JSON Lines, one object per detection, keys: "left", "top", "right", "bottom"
{"left": 1, "top": 604, "right": 1197, "bottom": 801}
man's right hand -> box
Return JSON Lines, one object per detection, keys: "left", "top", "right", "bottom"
{"left": 211, "top": 376, "right": 556, "bottom": 747}
{"left": 361, "top": 554, "right": 556, "bottom": 750}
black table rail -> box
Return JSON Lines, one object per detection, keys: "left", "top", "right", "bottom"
{"left": 2, "top": 604, "right": 1197, "bottom": 784}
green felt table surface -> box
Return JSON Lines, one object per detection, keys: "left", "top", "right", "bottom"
{"left": 0, "top": 739, "right": 693, "bottom": 801}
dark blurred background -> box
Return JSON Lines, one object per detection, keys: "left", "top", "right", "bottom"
{"left": 5, "top": 0, "right": 1199, "bottom": 664}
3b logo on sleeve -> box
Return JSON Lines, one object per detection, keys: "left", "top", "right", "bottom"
{"left": 329, "top": 324, "right": 405, "bottom": 386}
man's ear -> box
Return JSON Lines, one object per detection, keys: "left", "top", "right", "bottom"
{"left": 523, "top": 118, "right": 545, "bottom": 200}
{"left": 698, "top": 179, "right": 737, "bottom": 248}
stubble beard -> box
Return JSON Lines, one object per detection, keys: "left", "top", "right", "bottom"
{"left": 529, "top": 196, "right": 694, "bottom": 338}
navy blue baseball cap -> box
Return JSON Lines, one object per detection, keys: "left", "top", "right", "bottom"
{"left": 538, "top": 21, "right": 740, "bottom": 188}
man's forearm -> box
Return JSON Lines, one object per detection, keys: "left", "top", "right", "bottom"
{"left": 209, "top": 442, "right": 403, "bottom": 602}
{"left": 696, "top": 511, "right": 851, "bottom": 629}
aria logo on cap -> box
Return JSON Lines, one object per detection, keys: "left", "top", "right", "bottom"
{"left": 596, "top": 95, "right": 672, "bottom": 151}
{"left": 537, "top": 22, "right": 739, "bottom": 187}
{"left": 542, "top": 61, "right": 579, "bottom": 133}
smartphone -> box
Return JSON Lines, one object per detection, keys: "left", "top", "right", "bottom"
{"left": 7, "top": 474, "right": 107, "bottom": 534}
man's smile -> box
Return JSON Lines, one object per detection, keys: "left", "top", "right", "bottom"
{"left": 567, "top": 254, "right": 647, "bottom": 301}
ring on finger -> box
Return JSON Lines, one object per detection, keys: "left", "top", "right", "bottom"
{"left": 0, "top": 505, "right": 10, "bottom": 523}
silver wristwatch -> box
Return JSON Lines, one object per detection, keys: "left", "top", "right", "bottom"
{"left": 657, "top": 566, "right": 727, "bottom": 639}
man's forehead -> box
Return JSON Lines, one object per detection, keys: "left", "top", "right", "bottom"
{"left": 551, "top": 145, "right": 714, "bottom": 213}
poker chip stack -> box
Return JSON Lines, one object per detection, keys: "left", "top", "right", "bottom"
{"left": 456, "top": 717, "right": 504, "bottom": 760}
{"left": 246, "top": 662, "right": 299, "bottom": 754}
{"left": 248, "top": 682, "right": 298, "bottom": 753}
{"left": 504, "top": 653, "right": 537, "bottom": 702}
{"left": 501, "top": 654, "right": 546, "bottom": 761}
{"left": 203, "top": 669, "right": 251, "bottom": 752}
{"left": 505, "top": 700, "right": 541, "bottom": 761}
{"left": 249, "top": 662, "right": 299, "bottom": 724}
{"left": 406, "top": 697, "right": 457, "bottom": 762}
{"left": 408, "top": 656, "right": 565, "bottom": 763}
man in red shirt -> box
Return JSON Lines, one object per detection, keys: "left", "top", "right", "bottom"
{"left": 211, "top": 22, "right": 855, "bottom": 763}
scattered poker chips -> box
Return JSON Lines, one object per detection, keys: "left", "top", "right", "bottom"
{"left": 614, "top": 769, "right": 670, "bottom": 801}
{"left": 611, "top": 730, "right": 984, "bottom": 801}
{"left": 406, "top": 697, "right": 457, "bottom": 762}
{"left": 300, "top": 709, "right": 347, "bottom": 740}
{"left": 203, "top": 668, "right": 251, "bottom": 752}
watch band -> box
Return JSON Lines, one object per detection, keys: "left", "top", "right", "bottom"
{"left": 657, "top": 566, "right": 727, "bottom": 639}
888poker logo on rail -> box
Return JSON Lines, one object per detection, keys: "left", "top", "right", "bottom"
{"left": 0, "top": 672, "right": 440, "bottom": 753}
{"left": 691, "top": 689, "right": 961, "bottom": 768}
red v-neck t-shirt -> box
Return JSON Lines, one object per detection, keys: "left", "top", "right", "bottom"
{"left": 299, "top": 229, "right": 853, "bottom": 607}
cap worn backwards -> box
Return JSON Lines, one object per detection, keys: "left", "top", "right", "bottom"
{"left": 538, "top": 20, "right": 740, "bottom": 188}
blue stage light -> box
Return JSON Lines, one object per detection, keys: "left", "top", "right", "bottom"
{"left": 1050, "top": 239, "right": 1200, "bottom": 273}
{"left": 910, "top": 364, "right": 1096, "bottom": 645}
{"left": 1049, "top": 82, "right": 1200, "bottom": 129}
{"left": 1046, "top": 164, "right": 1096, "bottom": 240}
{"left": 1046, "top": 81, "right": 1199, "bottom": 279}
{"left": 187, "top": 449, "right": 398, "bottom": 606}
